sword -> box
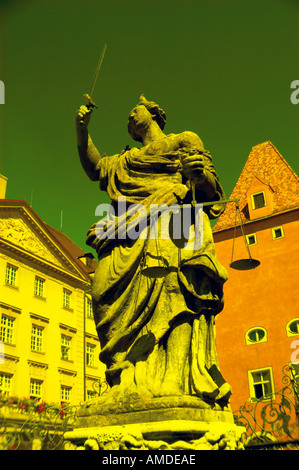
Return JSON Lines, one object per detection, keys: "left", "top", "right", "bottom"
{"left": 83, "top": 43, "right": 107, "bottom": 112}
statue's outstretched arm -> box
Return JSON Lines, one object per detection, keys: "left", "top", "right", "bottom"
{"left": 75, "top": 105, "right": 101, "bottom": 181}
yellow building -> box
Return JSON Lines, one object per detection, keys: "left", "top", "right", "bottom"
{"left": 0, "top": 177, "right": 105, "bottom": 406}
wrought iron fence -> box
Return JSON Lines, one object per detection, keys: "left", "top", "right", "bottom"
{"left": 0, "top": 377, "right": 109, "bottom": 450}
{"left": 233, "top": 364, "right": 299, "bottom": 450}
{"left": 0, "top": 395, "right": 78, "bottom": 450}
{"left": 1, "top": 367, "right": 299, "bottom": 450}
{"left": 91, "top": 377, "right": 109, "bottom": 398}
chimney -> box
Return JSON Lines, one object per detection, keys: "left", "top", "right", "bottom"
{"left": 0, "top": 174, "right": 7, "bottom": 199}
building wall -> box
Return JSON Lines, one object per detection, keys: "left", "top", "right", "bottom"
{"left": 213, "top": 209, "right": 299, "bottom": 410}
{"left": 0, "top": 231, "right": 105, "bottom": 406}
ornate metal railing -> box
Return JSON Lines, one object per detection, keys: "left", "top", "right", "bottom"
{"left": 2, "top": 367, "right": 299, "bottom": 450}
{"left": 233, "top": 364, "right": 299, "bottom": 450}
{"left": 0, "top": 395, "right": 78, "bottom": 450}
{"left": 0, "top": 378, "right": 109, "bottom": 450}
{"left": 91, "top": 377, "right": 109, "bottom": 397}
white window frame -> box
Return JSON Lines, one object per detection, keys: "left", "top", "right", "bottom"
{"left": 0, "top": 373, "right": 12, "bottom": 395}
{"left": 61, "top": 334, "right": 71, "bottom": 360}
{"left": 34, "top": 277, "right": 45, "bottom": 298}
{"left": 60, "top": 385, "right": 71, "bottom": 405}
{"left": 248, "top": 367, "right": 274, "bottom": 401}
{"left": 31, "top": 324, "right": 44, "bottom": 352}
{"left": 86, "top": 390, "right": 97, "bottom": 401}
{"left": 86, "top": 343, "right": 96, "bottom": 367}
{"left": 86, "top": 297, "right": 93, "bottom": 318}
{"left": 63, "top": 289, "right": 72, "bottom": 310}
{"left": 5, "top": 264, "right": 18, "bottom": 287}
{"left": 0, "top": 315, "right": 14, "bottom": 344}
{"left": 30, "top": 379, "right": 43, "bottom": 399}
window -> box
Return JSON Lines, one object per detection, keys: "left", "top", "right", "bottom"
{"left": 34, "top": 277, "right": 45, "bottom": 297}
{"left": 61, "top": 335, "right": 71, "bottom": 360}
{"left": 246, "top": 233, "right": 257, "bottom": 246}
{"left": 0, "top": 315, "right": 14, "bottom": 344}
{"left": 86, "top": 343, "right": 96, "bottom": 367}
{"left": 63, "top": 289, "right": 72, "bottom": 309}
{"left": 86, "top": 297, "right": 93, "bottom": 318}
{"left": 248, "top": 368, "right": 274, "bottom": 401}
{"left": 5, "top": 264, "right": 17, "bottom": 287}
{"left": 287, "top": 319, "right": 299, "bottom": 337}
{"left": 272, "top": 226, "right": 284, "bottom": 240}
{"left": 87, "top": 390, "right": 97, "bottom": 400}
{"left": 251, "top": 191, "right": 266, "bottom": 210}
{"left": 31, "top": 325, "right": 43, "bottom": 352}
{"left": 0, "top": 340, "right": 3, "bottom": 364}
{"left": 0, "top": 373, "right": 12, "bottom": 395}
{"left": 246, "top": 327, "right": 267, "bottom": 345}
{"left": 289, "top": 363, "right": 299, "bottom": 398}
{"left": 30, "top": 379, "right": 43, "bottom": 399}
{"left": 61, "top": 385, "right": 71, "bottom": 405}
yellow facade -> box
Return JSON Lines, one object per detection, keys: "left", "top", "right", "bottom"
{"left": 0, "top": 198, "right": 106, "bottom": 406}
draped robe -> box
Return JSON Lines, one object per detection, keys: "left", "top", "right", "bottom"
{"left": 87, "top": 131, "right": 229, "bottom": 402}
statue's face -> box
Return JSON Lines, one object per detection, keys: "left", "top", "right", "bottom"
{"left": 128, "top": 105, "right": 152, "bottom": 141}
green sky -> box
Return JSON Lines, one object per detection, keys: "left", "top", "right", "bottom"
{"left": 0, "top": 0, "right": 298, "bottom": 250}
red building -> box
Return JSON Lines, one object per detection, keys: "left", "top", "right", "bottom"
{"left": 213, "top": 141, "right": 299, "bottom": 412}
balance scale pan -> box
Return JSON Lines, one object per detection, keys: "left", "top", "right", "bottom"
{"left": 230, "top": 259, "right": 260, "bottom": 271}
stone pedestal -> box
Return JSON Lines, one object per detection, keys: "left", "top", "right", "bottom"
{"left": 64, "top": 396, "right": 245, "bottom": 450}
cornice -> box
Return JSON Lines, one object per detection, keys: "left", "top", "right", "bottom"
{"left": 0, "top": 237, "right": 89, "bottom": 287}
{"left": 0, "top": 202, "right": 91, "bottom": 287}
{"left": 213, "top": 207, "right": 299, "bottom": 235}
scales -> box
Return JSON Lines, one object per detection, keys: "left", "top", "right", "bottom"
{"left": 228, "top": 199, "right": 261, "bottom": 270}
{"left": 141, "top": 195, "right": 260, "bottom": 277}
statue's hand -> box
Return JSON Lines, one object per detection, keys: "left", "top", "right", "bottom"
{"left": 75, "top": 105, "right": 92, "bottom": 128}
{"left": 180, "top": 152, "right": 205, "bottom": 181}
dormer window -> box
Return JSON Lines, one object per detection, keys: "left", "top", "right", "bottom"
{"left": 251, "top": 191, "right": 266, "bottom": 210}
{"left": 246, "top": 177, "right": 273, "bottom": 221}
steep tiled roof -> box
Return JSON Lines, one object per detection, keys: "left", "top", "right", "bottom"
{"left": 213, "top": 141, "right": 299, "bottom": 232}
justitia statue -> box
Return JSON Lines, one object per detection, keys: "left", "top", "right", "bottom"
{"left": 75, "top": 95, "right": 231, "bottom": 406}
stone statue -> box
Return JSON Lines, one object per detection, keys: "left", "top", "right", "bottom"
{"left": 75, "top": 95, "right": 231, "bottom": 407}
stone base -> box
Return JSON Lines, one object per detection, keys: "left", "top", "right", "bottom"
{"left": 64, "top": 396, "right": 245, "bottom": 450}
{"left": 75, "top": 395, "right": 234, "bottom": 428}
{"left": 64, "top": 420, "right": 245, "bottom": 450}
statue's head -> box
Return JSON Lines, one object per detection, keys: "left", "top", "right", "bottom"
{"left": 128, "top": 95, "right": 166, "bottom": 142}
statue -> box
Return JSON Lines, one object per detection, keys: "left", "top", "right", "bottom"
{"left": 75, "top": 95, "right": 232, "bottom": 407}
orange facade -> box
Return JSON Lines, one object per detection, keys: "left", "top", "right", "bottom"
{"left": 212, "top": 142, "right": 299, "bottom": 411}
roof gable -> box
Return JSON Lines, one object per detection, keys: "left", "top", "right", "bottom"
{"left": 0, "top": 200, "right": 91, "bottom": 285}
{"left": 214, "top": 141, "right": 299, "bottom": 231}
